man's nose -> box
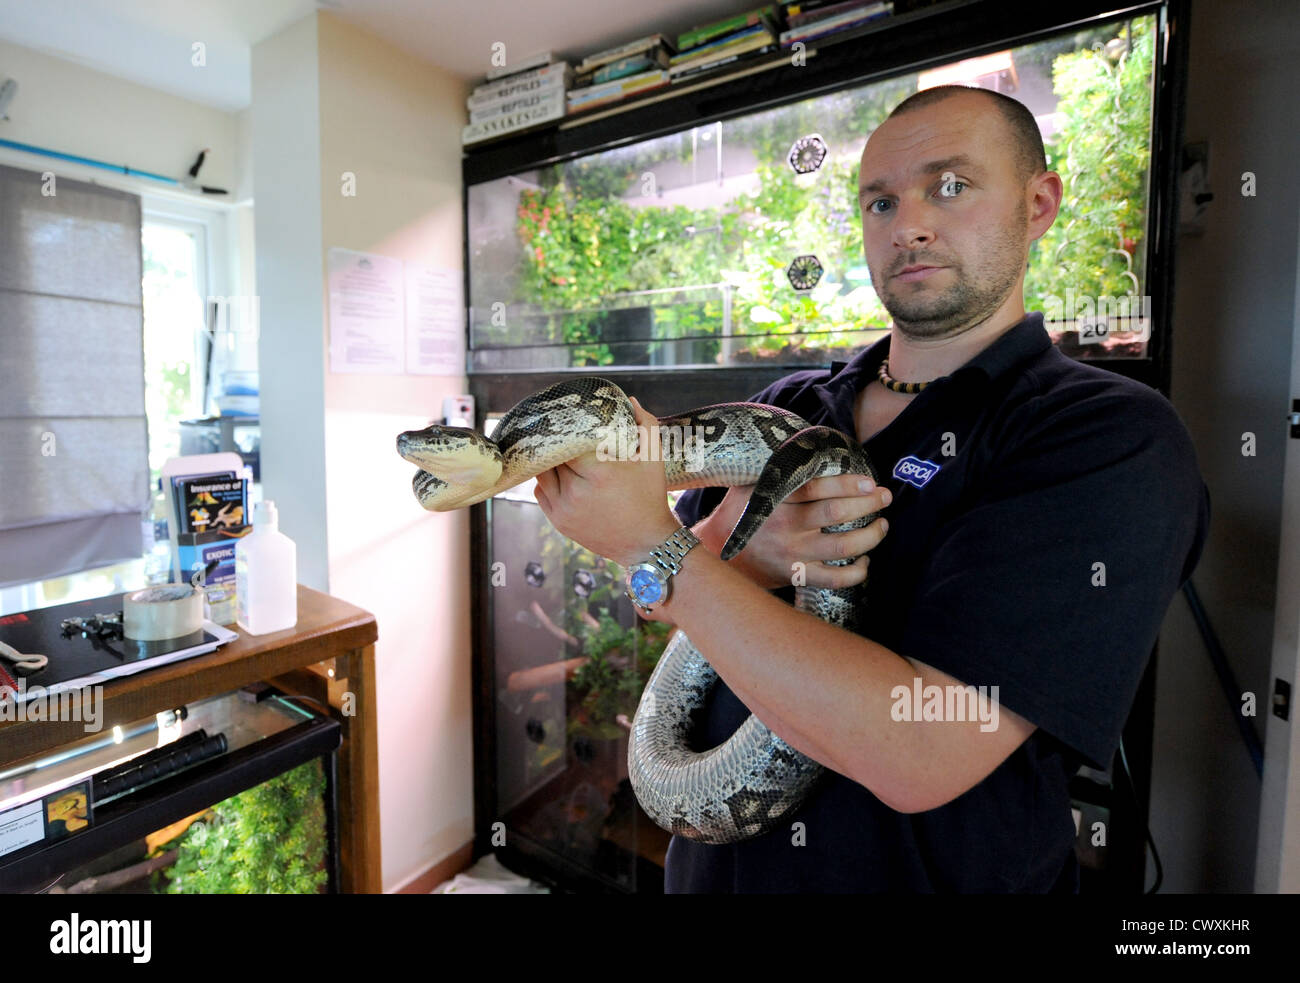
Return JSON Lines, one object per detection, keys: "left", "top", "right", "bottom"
{"left": 890, "top": 199, "right": 935, "bottom": 250}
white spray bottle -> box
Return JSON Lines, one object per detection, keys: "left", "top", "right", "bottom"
{"left": 235, "top": 499, "right": 298, "bottom": 634}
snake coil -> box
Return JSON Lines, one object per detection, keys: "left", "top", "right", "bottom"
{"left": 397, "top": 376, "right": 877, "bottom": 844}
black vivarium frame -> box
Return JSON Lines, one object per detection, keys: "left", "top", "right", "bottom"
{"left": 461, "top": 0, "right": 1191, "bottom": 894}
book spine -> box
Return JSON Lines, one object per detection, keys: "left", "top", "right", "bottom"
{"left": 468, "top": 71, "right": 568, "bottom": 111}
{"left": 780, "top": 2, "right": 890, "bottom": 43}
{"left": 470, "top": 88, "right": 565, "bottom": 123}
{"left": 462, "top": 99, "right": 567, "bottom": 144}
{"left": 578, "top": 34, "right": 671, "bottom": 72}
{"left": 788, "top": 0, "right": 879, "bottom": 27}
{"left": 568, "top": 70, "right": 669, "bottom": 103}
{"left": 483, "top": 51, "right": 553, "bottom": 82}
{"left": 567, "top": 84, "right": 663, "bottom": 110}
{"left": 782, "top": 0, "right": 844, "bottom": 17}
{"left": 568, "top": 79, "right": 666, "bottom": 107}
{"left": 593, "top": 50, "right": 670, "bottom": 84}
{"left": 670, "top": 29, "right": 775, "bottom": 69}
{"left": 566, "top": 78, "right": 671, "bottom": 114}
{"left": 678, "top": 7, "right": 772, "bottom": 51}
{"left": 471, "top": 61, "right": 569, "bottom": 96}
{"left": 670, "top": 23, "right": 772, "bottom": 64}
{"left": 670, "top": 44, "right": 777, "bottom": 80}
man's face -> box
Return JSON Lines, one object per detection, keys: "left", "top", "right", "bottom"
{"left": 857, "top": 94, "right": 1032, "bottom": 339}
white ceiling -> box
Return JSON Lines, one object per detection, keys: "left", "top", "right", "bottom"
{"left": 0, "top": 0, "right": 318, "bottom": 111}
{"left": 0, "top": 0, "right": 758, "bottom": 112}
{"left": 323, "top": 0, "right": 764, "bottom": 82}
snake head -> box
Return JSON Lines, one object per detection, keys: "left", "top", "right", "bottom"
{"left": 397, "top": 425, "right": 504, "bottom": 510}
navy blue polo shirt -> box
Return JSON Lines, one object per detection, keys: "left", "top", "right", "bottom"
{"left": 664, "top": 311, "right": 1211, "bottom": 893}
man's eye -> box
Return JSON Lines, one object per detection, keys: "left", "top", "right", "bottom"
{"left": 937, "top": 179, "right": 967, "bottom": 198}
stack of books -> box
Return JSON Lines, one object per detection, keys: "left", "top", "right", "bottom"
{"left": 670, "top": 6, "right": 780, "bottom": 81}
{"left": 567, "top": 34, "right": 675, "bottom": 114}
{"left": 462, "top": 53, "right": 572, "bottom": 146}
{"left": 778, "top": 0, "right": 894, "bottom": 46}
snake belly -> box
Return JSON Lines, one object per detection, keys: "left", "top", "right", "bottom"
{"left": 396, "top": 376, "right": 878, "bottom": 846}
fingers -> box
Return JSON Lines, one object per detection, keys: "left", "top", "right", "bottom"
{"left": 628, "top": 395, "right": 656, "bottom": 426}
{"left": 814, "top": 515, "right": 889, "bottom": 562}
{"left": 813, "top": 556, "right": 871, "bottom": 590}
{"left": 784, "top": 473, "right": 877, "bottom": 503}
{"left": 535, "top": 468, "right": 557, "bottom": 497}
{"left": 534, "top": 468, "right": 558, "bottom": 511}
{"left": 786, "top": 513, "right": 890, "bottom": 589}
{"left": 810, "top": 485, "right": 892, "bottom": 528}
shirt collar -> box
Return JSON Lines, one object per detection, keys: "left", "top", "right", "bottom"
{"left": 812, "top": 311, "right": 1050, "bottom": 419}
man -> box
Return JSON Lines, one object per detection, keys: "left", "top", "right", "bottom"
{"left": 534, "top": 85, "right": 1210, "bottom": 892}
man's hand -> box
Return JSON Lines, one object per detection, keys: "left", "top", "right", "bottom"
{"left": 694, "top": 476, "right": 892, "bottom": 591}
{"left": 533, "top": 397, "right": 682, "bottom": 567}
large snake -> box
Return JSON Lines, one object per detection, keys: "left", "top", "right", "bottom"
{"left": 397, "top": 377, "right": 878, "bottom": 844}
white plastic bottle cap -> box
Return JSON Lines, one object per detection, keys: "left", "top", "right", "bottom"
{"left": 254, "top": 499, "right": 278, "bottom": 526}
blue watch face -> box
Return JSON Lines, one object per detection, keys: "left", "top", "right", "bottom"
{"left": 629, "top": 568, "right": 664, "bottom": 605}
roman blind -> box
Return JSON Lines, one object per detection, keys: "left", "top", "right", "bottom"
{"left": 0, "top": 163, "right": 149, "bottom": 588}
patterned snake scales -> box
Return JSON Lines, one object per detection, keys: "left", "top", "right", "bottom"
{"left": 397, "top": 377, "right": 879, "bottom": 844}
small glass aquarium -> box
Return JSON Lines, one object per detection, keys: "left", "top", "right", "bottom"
{"left": 467, "top": 14, "right": 1158, "bottom": 371}
{"left": 0, "top": 689, "right": 337, "bottom": 894}
{"left": 487, "top": 484, "right": 677, "bottom": 890}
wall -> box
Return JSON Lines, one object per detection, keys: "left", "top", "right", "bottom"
{"left": 251, "top": 11, "right": 473, "bottom": 892}
{"left": 250, "top": 18, "right": 329, "bottom": 591}
{"left": 0, "top": 38, "right": 239, "bottom": 197}
{"left": 1153, "top": 0, "right": 1299, "bottom": 892}
{"left": 317, "top": 10, "right": 474, "bottom": 893}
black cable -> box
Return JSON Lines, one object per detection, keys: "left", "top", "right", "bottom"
{"left": 1119, "top": 736, "right": 1163, "bottom": 894}
{"left": 1181, "top": 579, "right": 1264, "bottom": 777}
{"left": 1108, "top": 577, "right": 1264, "bottom": 895}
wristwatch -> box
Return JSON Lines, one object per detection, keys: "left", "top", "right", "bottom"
{"left": 623, "top": 525, "right": 701, "bottom": 615}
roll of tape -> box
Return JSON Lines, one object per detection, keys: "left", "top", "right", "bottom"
{"left": 123, "top": 585, "right": 204, "bottom": 641}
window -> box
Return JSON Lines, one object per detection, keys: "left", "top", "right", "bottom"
{"left": 143, "top": 218, "right": 209, "bottom": 483}
{"left": 0, "top": 200, "right": 244, "bottom": 616}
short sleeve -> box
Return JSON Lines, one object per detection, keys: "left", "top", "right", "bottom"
{"left": 673, "top": 485, "right": 726, "bottom": 528}
{"left": 897, "top": 382, "right": 1210, "bottom": 770}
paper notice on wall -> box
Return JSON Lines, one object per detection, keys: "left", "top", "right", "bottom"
{"left": 328, "top": 248, "right": 405, "bottom": 374}
{"left": 405, "top": 264, "right": 466, "bottom": 375}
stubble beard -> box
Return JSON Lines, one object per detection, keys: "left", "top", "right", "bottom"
{"left": 875, "top": 200, "right": 1028, "bottom": 342}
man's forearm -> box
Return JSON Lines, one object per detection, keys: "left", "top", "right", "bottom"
{"left": 655, "top": 516, "right": 925, "bottom": 811}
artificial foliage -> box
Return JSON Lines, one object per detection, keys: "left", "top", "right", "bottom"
{"left": 160, "top": 759, "right": 328, "bottom": 894}
{"left": 504, "top": 19, "right": 1153, "bottom": 365}
{"left": 569, "top": 611, "right": 672, "bottom": 741}
{"left": 534, "top": 519, "right": 674, "bottom": 742}
{"left": 1024, "top": 17, "right": 1153, "bottom": 316}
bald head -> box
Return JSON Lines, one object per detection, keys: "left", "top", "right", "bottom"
{"left": 886, "top": 85, "right": 1046, "bottom": 188}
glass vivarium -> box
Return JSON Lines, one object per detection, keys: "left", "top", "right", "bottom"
{"left": 466, "top": 15, "right": 1156, "bottom": 371}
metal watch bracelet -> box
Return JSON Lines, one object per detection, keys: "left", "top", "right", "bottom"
{"left": 646, "top": 526, "right": 700, "bottom": 576}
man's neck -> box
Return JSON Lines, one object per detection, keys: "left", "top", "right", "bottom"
{"left": 885, "top": 306, "right": 1027, "bottom": 386}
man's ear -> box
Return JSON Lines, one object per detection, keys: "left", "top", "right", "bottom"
{"left": 1028, "top": 171, "right": 1064, "bottom": 243}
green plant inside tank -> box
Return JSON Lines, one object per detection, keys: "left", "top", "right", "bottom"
{"left": 506, "top": 18, "right": 1154, "bottom": 365}
{"left": 568, "top": 610, "right": 673, "bottom": 741}
{"left": 156, "top": 758, "right": 328, "bottom": 894}
{"left": 534, "top": 518, "right": 674, "bottom": 741}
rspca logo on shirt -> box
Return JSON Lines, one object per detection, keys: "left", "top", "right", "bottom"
{"left": 893, "top": 455, "right": 941, "bottom": 489}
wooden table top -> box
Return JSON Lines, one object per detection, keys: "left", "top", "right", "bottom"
{"left": 0, "top": 585, "right": 378, "bottom": 766}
